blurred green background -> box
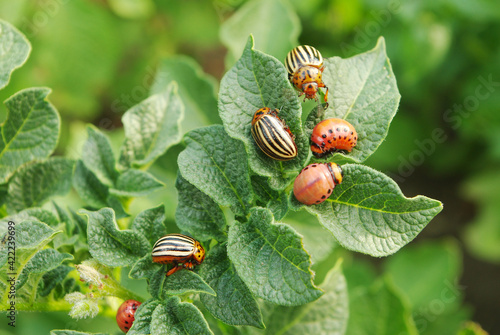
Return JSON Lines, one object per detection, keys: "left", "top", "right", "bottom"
{"left": 1, "top": 0, "right": 499, "bottom": 334}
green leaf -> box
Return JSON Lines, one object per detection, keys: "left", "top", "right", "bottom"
{"left": 0, "top": 219, "right": 58, "bottom": 269}
{"left": 16, "top": 249, "right": 73, "bottom": 290}
{"left": 130, "top": 205, "right": 167, "bottom": 246}
{"left": 119, "top": 82, "right": 184, "bottom": 168}
{"left": 108, "top": 0, "right": 155, "bottom": 19}
{"left": 175, "top": 173, "right": 226, "bottom": 241}
{"left": 81, "top": 125, "right": 119, "bottom": 186}
{"left": 73, "top": 160, "right": 128, "bottom": 218}
{"left": 128, "top": 299, "right": 161, "bottom": 335}
{"left": 220, "top": 0, "right": 300, "bottom": 66}
{"left": 264, "top": 262, "right": 349, "bottom": 335}
{"left": 150, "top": 56, "right": 220, "bottom": 133}
{"left": 228, "top": 207, "right": 322, "bottom": 306}
{"left": 0, "top": 208, "right": 59, "bottom": 232}
{"left": 462, "top": 170, "right": 500, "bottom": 262}
{"left": 82, "top": 208, "right": 150, "bottom": 267}
{"left": 38, "top": 264, "right": 73, "bottom": 297}
{"left": 385, "top": 240, "right": 462, "bottom": 311}
{"left": 72, "top": 160, "right": 109, "bottom": 208}
{"left": 147, "top": 266, "right": 215, "bottom": 298}
{"left": 318, "top": 37, "right": 401, "bottom": 163}
{"left": 294, "top": 164, "right": 442, "bottom": 256}
{"left": 150, "top": 297, "right": 213, "bottom": 335}
{"left": 110, "top": 169, "right": 164, "bottom": 197}
{"left": 6, "top": 158, "right": 75, "bottom": 213}
{"left": 50, "top": 331, "right": 108, "bottom": 335}
{"left": 346, "top": 277, "right": 418, "bottom": 335}
{"left": 457, "top": 321, "right": 489, "bottom": 335}
{"left": 0, "top": 220, "right": 60, "bottom": 304}
{"left": 129, "top": 254, "right": 158, "bottom": 280}
{"left": 178, "top": 125, "right": 253, "bottom": 217}
{"left": 285, "top": 211, "right": 336, "bottom": 263}
{"left": 10, "top": 220, "right": 58, "bottom": 249}
{"left": 218, "top": 36, "right": 308, "bottom": 190}
{"left": 0, "top": 87, "right": 60, "bottom": 183}
{"left": 0, "top": 19, "right": 31, "bottom": 90}
{"left": 148, "top": 267, "right": 167, "bottom": 299}
{"left": 384, "top": 239, "right": 470, "bottom": 335}
{"left": 163, "top": 270, "right": 216, "bottom": 296}
{"left": 200, "top": 243, "right": 264, "bottom": 328}
{"left": 251, "top": 175, "right": 288, "bottom": 220}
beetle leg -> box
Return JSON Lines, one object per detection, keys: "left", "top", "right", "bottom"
{"left": 183, "top": 261, "right": 194, "bottom": 270}
{"left": 166, "top": 265, "right": 182, "bottom": 276}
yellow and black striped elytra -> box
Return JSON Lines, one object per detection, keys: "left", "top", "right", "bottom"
{"left": 285, "top": 45, "right": 324, "bottom": 79}
{"left": 250, "top": 107, "right": 298, "bottom": 161}
{"left": 151, "top": 234, "right": 205, "bottom": 276}
{"left": 285, "top": 45, "right": 328, "bottom": 102}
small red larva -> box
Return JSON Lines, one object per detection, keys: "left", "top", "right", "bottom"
{"left": 310, "top": 118, "right": 358, "bottom": 157}
{"left": 293, "top": 162, "right": 343, "bottom": 205}
{"left": 116, "top": 299, "right": 141, "bottom": 333}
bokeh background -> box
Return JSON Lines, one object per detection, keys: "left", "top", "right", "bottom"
{"left": 1, "top": 0, "right": 499, "bottom": 334}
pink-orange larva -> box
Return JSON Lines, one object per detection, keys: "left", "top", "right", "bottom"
{"left": 116, "top": 299, "right": 141, "bottom": 333}
{"left": 293, "top": 162, "right": 343, "bottom": 205}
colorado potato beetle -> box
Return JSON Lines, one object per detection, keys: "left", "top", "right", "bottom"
{"left": 285, "top": 45, "right": 329, "bottom": 102}
{"left": 293, "top": 162, "right": 343, "bottom": 205}
{"left": 152, "top": 233, "right": 205, "bottom": 276}
{"left": 251, "top": 107, "right": 298, "bottom": 161}
{"left": 116, "top": 299, "right": 141, "bottom": 333}
{"left": 311, "top": 118, "right": 358, "bottom": 157}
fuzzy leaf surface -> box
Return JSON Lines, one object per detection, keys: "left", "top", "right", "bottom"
{"left": 119, "top": 82, "right": 183, "bottom": 168}
{"left": 200, "top": 243, "right": 264, "bottom": 328}
{"left": 0, "top": 88, "right": 60, "bottom": 183}
{"left": 264, "top": 263, "right": 348, "bottom": 335}
{"left": 16, "top": 248, "right": 73, "bottom": 290}
{"left": 317, "top": 37, "right": 401, "bottom": 163}
{"left": 82, "top": 208, "right": 150, "bottom": 267}
{"left": 111, "top": 169, "right": 164, "bottom": 197}
{"left": 228, "top": 207, "right": 322, "bottom": 306}
{"left": 128, "top": 299, "right": 161, "bottom": 335}
{"left": 293, "top": 164, "right": 443, "bottom": 256}
{"left": 178, "top": 125, "right": 252, "bottom": 217}
{"left": 6, "top": 158, "right": 74, "bottom": 213}
{"left": 251, "top": 175, "right": 288, "bottom": 220}
{"left": 0, "top": 19, "right": 31, "bottom": 89}
{"left": 175, "top": 173, "right": 226, "bottom": 241}
{"left": 150, "top": 297, "right": 213, "bottom": 335}
{"left": 130, "top": 205, "right": 167, "bottom": 246}
{"left": 81, "top": 125, "right": 119, "bottom": 186}
{"left": 218, "top": 36, "right": 307, "bottom": 190}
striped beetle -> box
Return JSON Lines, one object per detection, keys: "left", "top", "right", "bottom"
{"left": 285, "top": 45, "right": 328, "bottom": 102}
{"left": 251, "top": 107, "right": 298, "bottom": 161}
{"left": 151, "top": 234, "right": 205, "bottom": 276}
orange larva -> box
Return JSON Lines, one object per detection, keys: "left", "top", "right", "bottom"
{"left": 116, "top": 299, "right": 141, "bottom": 333}
{"left": 293, "top": 162, "right": 343, "bottom": 205}
{"left": 310, "top": 118, "right": 357, "bottom": 157}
